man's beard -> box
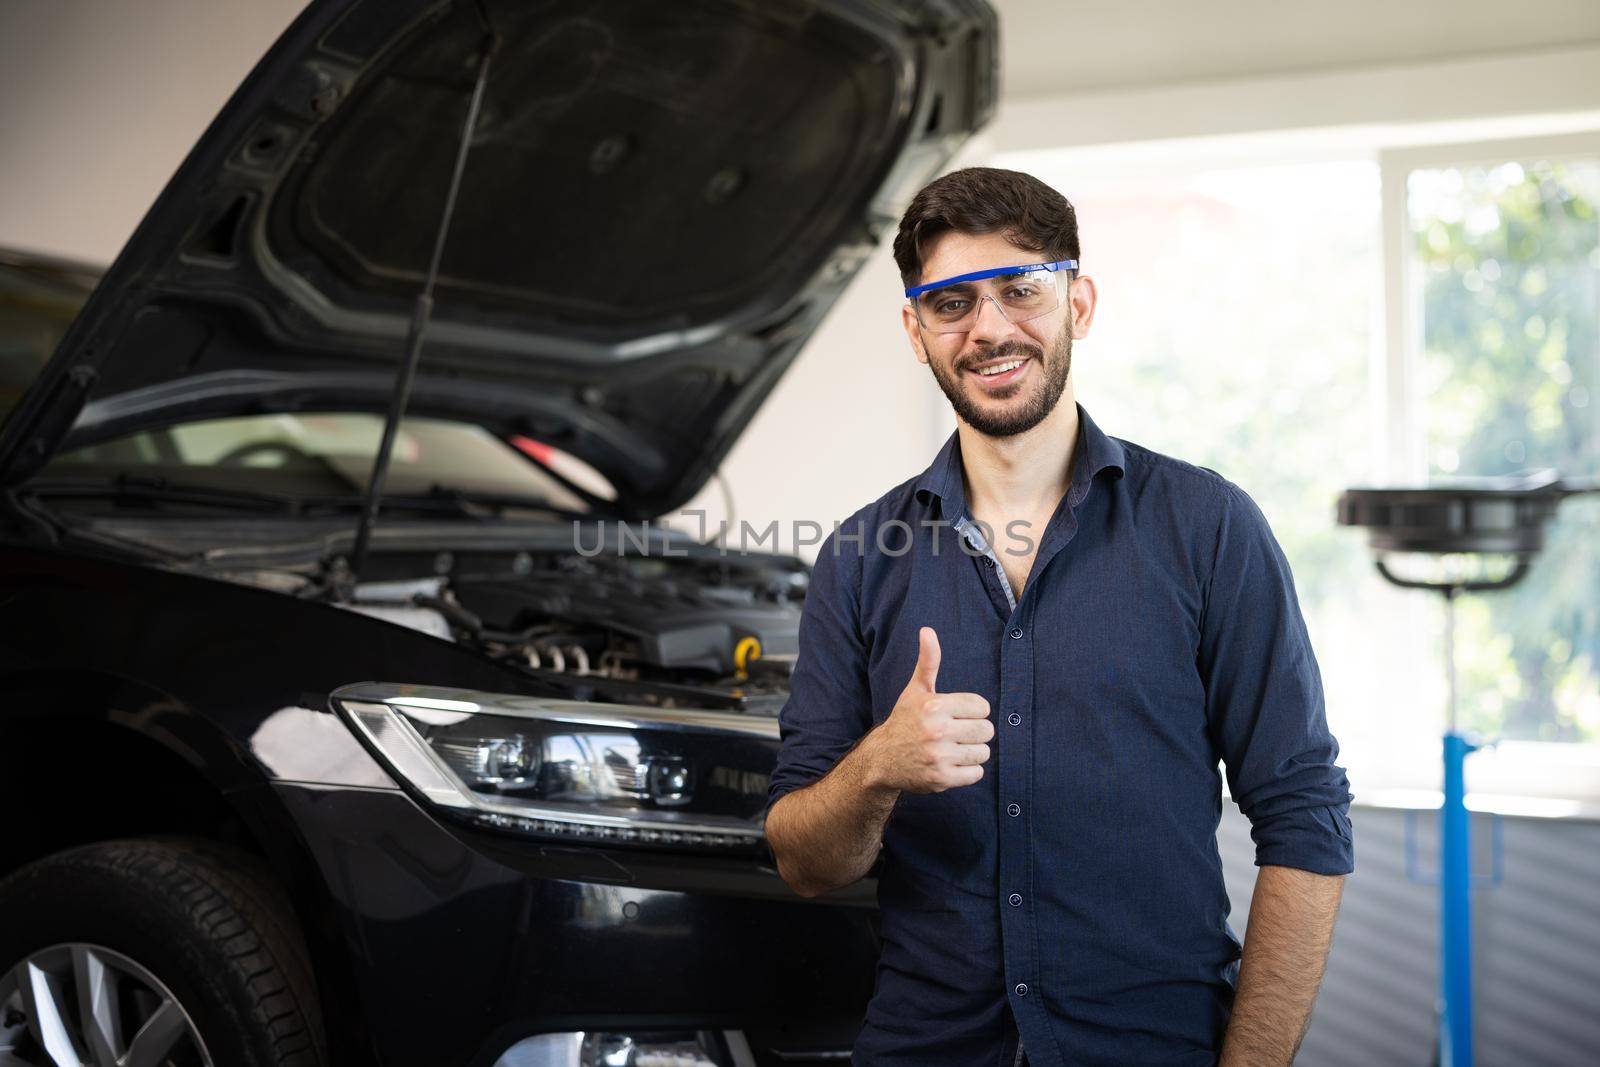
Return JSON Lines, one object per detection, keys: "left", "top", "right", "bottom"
{"left": 927, "top": 327, "right": 1073, "bottom": 438}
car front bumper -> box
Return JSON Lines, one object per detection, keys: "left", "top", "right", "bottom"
{"left": 272, "top": 781, "right": 877, "bottom": 1067}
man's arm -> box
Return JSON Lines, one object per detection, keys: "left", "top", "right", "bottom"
{"left": 1220, "top": 865, "right": 1345, "bottom": 1066}
{"left": 766, "top": 626, "right": 991, "bottom": 897}
{"left": 765, "top": 737, "right": 899, "bottom": 898}
{"left": 1195, "top": 481, "right": 1355, "bottom": 1058}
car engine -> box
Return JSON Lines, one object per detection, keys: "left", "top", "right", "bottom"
{"left": 336, "top": 549, "right": 807, "bottom": 713}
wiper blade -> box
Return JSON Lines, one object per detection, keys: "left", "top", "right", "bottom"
{"left": 25, "top": 474, "right": 310, "bottom": 513}
{"left": 386, "top": 484, "right": 591, "bottom": 521}
{"left": 24, "top": 476, "right": 590, "bottom": 523}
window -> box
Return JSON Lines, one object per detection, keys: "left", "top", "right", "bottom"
{"left": 1384, "top": 133, "right": 1600, "bottom": 749}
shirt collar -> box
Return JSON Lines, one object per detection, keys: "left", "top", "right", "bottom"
{"left": 913, "top": 401, "right": 1127, "bottom": 520}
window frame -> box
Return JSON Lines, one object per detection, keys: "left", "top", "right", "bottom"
{"left": 1377, "top": 128, "right": 1600, "bottom": 484}
{"left": 1373, "top": 129, "right": 1600, "bottom": 803}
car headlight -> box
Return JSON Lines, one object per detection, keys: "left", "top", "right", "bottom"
{"left": 332, "top": 682, "right": 778, "bottom": 852}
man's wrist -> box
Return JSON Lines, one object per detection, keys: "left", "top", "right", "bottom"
{"left": 852, "top": 726, "right": 897, "bottom": 797}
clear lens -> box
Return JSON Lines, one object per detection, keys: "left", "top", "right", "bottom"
{"left": 432, "top": 728, "right": 703, "bottom": 810}
{"left": 914, "top": 267, "right": 1064, "bottom": 333}
{"left": 335, "top": 687, "right": 779, "bottom": 852}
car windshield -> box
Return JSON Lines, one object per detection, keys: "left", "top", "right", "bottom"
{"left": 39, "top": 412, "right": 610, "bottom": 512}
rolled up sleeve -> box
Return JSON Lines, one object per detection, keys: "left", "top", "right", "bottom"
{"left": 1198, "top": 481, "right": 1355, "bottom": 875}
{"left": 766, "top": 532, "right": 874, "bottom": 810}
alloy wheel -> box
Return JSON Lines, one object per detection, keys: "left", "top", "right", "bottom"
{"left": 0, "top": 942, "right": 212, "bottom": 1067}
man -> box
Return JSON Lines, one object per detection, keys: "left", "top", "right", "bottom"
{"left": 764, "top": 167, "right": 1353, "bottom": 1067}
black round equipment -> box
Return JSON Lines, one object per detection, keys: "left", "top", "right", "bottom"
{"left": 1337, "top": 472, "right": 1599, "bottom": 592}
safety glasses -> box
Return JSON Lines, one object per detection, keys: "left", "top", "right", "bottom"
{"left": 905, "top": 259, "right": 1077, "bottom": 334}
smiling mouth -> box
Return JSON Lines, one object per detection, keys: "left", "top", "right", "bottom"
{"left": 962, "top": 355, "right": 1034, "bottom": 388}
{"left": 974, "top": 358, "right": 1026, "bottom": 376}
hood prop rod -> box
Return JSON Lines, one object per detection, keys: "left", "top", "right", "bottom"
{"left": 347, "top": 14, "right": 499, "bottom": 586}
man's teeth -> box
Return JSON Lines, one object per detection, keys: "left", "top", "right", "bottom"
{"left": 976, "top": 359, "right": 1024, "bottom": 376}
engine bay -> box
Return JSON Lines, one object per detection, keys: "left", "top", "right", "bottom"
{"left": 333, "top": 546, "right": 807, "bottom": 714}
{"left": 44, "top": 508, "right": 812, "bottom": 714}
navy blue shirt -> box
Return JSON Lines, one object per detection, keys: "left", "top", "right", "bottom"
{"left": 768, "top": 401, "right": 1354, "bottom": 1067}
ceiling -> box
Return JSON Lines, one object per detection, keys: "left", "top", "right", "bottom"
{"left": 995, "top": 0, "right": 1600, "bottom": 99}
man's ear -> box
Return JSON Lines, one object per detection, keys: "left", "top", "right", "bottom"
{"left": 901, "top": 303, "right": 930, "bottom": 365}
{"left": 1068, "top": 274, "right": 1098, "bottom": 339}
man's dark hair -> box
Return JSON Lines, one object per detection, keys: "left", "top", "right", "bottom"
{"left": 892, "top": 167, "right": 1080, "bottom": 288}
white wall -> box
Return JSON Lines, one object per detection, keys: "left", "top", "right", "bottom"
{"left": 5, "top": 1, "right": 1600, "bottom": 558}
{"left": 0, "top": 0, "right": 307, "bottom": 264}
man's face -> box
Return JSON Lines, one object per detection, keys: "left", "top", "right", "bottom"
{"left": 901, "top": 230, "right": 1094, "bottom": 439}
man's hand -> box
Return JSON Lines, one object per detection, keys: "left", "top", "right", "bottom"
{"left": 861, "top": 627, "right": 994, "bottom": 793}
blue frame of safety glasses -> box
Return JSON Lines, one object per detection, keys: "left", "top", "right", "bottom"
{"left": 903, "top": 258, "right": 1078, "bottom": 298}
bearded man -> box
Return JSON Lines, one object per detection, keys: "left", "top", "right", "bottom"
{"left": 765, "top": 167, "right": 1354, "bottom": 1067}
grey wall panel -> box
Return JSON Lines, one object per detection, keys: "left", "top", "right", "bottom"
{"left": 1219, "top": 805, "right": 1600, "bottom": 1066}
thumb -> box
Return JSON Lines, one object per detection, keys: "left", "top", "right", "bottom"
{"left": 907, "top": 626, "right": 941, "bottom": 693}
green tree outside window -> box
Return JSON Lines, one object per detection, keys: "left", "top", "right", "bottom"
{"left": 1410, "top": 158, "right": 1600, "bottom": 741}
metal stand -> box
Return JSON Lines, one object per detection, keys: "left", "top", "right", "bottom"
{"left": 1376, "top": 563, "right": 1522, "bottom": 1067}
{"left": 1438, "top": 588, "right": 1475, "bottom": 1067}
{"left": 1342, "top": 472, "right": 1598, "bottom": 1067}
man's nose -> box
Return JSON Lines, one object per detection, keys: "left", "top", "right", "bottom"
{"left": 966, "top": 294, "right": 1019, "bottom": 343}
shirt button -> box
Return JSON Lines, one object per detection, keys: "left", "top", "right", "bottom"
{"left": 1008, "top": 803, "right": 1021, "bottom": 816}
{"left": 1009, "top": 893, "right": 1023, "bottom": 906}
{"left": 1009, "top": 627, "right": 1024, "bottom": 639}
{"left": 1015, "top": 982, "right": 1029, "bottom": 997}
{"left": 1007, "top": 713, "right": 1021, "bottom": 727}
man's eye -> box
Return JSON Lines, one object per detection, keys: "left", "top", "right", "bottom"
{"left": 1006, "top": 285, "right": 1039, "bottom": 299}
{"left": 935, "top": 298, "right": 971, "bottom": 316}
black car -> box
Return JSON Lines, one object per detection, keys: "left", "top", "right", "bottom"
{"left": 0, "top": 2, "right": 995, "bottom": 1065}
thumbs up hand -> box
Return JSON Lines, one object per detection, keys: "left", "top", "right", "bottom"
{"left": 862, "top": 627, "right": 994, "bottom": 794}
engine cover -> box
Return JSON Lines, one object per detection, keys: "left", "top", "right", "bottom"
{"left": 451, "top": 553, "right": 802, "bottom": 677}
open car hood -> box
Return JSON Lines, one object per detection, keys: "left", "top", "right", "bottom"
{"left": 0, "top": 0, "right": 996, "bottom": 517}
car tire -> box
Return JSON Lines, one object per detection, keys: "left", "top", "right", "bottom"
{"left": 0, "top": 836, "right": 327, "bottom": 1067}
